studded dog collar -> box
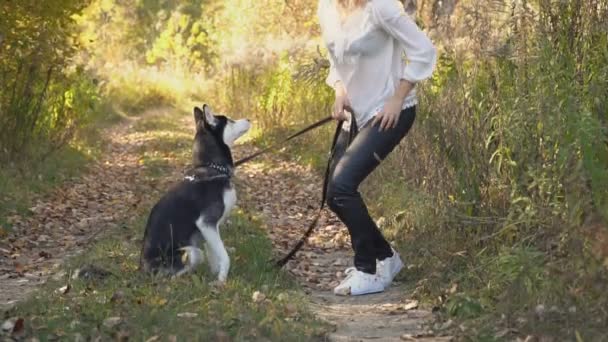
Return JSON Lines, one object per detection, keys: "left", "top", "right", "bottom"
{"left": 184, "top": 163, "right": 233, "bottom": 182}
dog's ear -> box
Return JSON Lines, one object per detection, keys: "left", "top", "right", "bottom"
{"left": 202, "top": 104, "right": 217, "bottom": 126}
{"left": 194, "top": 106, "right": 205, "bottom": 129}
{"left": 194, "top": 105, "right": 217, "bottom": 131}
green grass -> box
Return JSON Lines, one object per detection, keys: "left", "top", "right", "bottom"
{"left": 0, "top": 146, "right": 91, "bottom": 219}
{"left": 355, "top": 164, "right": 607, "bottom": 339}
{"left": 5, "top": 108, "right": 327, "bottom": 341}
{"left": 10, "top": 211, "right": 325, "bottom": 341}
{"left": 252, "top": 123, "right": 608, "bottom": 339}
{"left": 357, "top": 165, "right": 608, "bottom": 340}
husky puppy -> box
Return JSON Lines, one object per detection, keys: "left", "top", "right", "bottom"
{"left": 140, "top": 105, "right": 250, "bottom": 281}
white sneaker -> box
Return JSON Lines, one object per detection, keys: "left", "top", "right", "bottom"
{"left": 333, "top": 267, "right": 385, "bottom": 296}
{"left": 377, "top": 249, "right": 404, "bottom": 288}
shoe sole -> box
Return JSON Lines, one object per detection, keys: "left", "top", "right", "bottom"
{"left": 334, "top": 283, "right": 386, "bottom": 296}
{"left": 351, "top": 284, "right": 385, "bottom": 296}
{"left": 334, "top": 287, "right": 384, "bottom": 296}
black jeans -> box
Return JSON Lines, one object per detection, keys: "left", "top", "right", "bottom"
{"left": 326, "top": 106, "right": 416, "bottom": 274}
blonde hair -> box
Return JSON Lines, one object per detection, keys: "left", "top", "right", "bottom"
{"left": 336, "top": 0, "right": 367, "bottom": 17}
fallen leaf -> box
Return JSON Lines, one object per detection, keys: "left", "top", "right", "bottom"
{"left": 38, "top": 250, "right": 51, "bottom": 259}
{"left": 149, "top": 296, "right": 168, "bottom": 307}
{"left": 252, "top": 291, "right": 266, "bottom": 303}
{"left": 110, "top": 290, "right": 125, "bottom": 303}
{"left": 177, "top": 312, "right": 198, "bottom": 318}
{"left": 56, "top": 284, "right": 71, "bottom": 295}
{"left": 401, "top": 331, "right": 437, "bottom": 340}
{"left": 113, "top": 329, "right": 129, "bottom": 342}
{"left": 403, "top": 300, "right": 419, "bottom": 311}
{"left": 14, "top": 262, "right": 25, "bottom": 275}
{"left": 102, "top": 316, "right": 121, "bottom": 328}
{"left": 13, "top": 318, "right": 24, "bottom": 334}
{"left": 535, "top": 304, "right": 545, "bottom": 319}
{"left": 215, "top": 330, "right": 230, "bottom": 342}
{"left": 1, "top": 318, "right": 15, "bottom": 332}
{"left": 284, "top": 303, "right": 298, "bottom": 317}
{"left": 438, "top": 319, "right": 454, "bottom": 330}
{"left": 495, "top": 329, "right": 516, "bottom": 338}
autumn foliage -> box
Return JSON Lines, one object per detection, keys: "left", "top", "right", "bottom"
{"left": 1, "top": 0, "right": 607, "bottom": 338}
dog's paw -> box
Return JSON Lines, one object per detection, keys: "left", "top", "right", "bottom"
{"left": 209, "top": 279, "right": 226, "bottom": 289}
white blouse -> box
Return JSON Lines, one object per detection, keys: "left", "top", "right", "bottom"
{"left": 318, "top": 0, "right": 437, "bottom": 128}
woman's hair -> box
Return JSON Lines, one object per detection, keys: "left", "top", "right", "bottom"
{"left": 336, "top": 0, "right": 367, "bottom": 16}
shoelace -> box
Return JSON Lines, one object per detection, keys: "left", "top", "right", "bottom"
{"left": 377, "top": 259, "right": 388, "bottom": 271}
{"left": 344, "top": 267, "right": 356, "bottom": 274}
{"left": 342, "top": 267, "right": 357, "bottom": 281}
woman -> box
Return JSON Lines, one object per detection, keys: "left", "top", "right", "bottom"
{"left": 318, "top": 0, "right": 436, "bottom": 295}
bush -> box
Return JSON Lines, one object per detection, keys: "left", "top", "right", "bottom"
{"left": 100, "top": 63, "right": 207, "bottom": 114}
{"left": 201, "top": 0, "right": 608, "bottom": 336}
{"left": 0, "top": 0, "right": 97, "bottom": 162}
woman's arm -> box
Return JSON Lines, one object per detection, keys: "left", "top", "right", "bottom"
{"left": 393, "top": 78, "right": 415, "bottom": 101}
{"left": 371, "top": 0, "right": 436, "bottom": 130}
{"left": 371, "top": 0, "right": 437, "bottom": 84}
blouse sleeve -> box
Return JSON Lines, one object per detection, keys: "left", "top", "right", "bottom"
{"left": 318, "top": 0, "right": 341, "bottom": 88}
{"left": 326, "top": 57, "right": 341, "bottom": 88}
{"left": 370, "top": 0, "right": 437, "bottom": 83}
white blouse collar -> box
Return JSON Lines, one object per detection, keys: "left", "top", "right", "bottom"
{"left": 319, "top": 0, "right": 371, "bottom": 63}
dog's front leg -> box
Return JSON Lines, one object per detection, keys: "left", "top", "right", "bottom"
{"left": 199, "top": 226, "right": 230, "bottom": 282}
{"left": 215, "top": 238, "right": 230, "bottom": 282}
{"left": 205, "top": 242, "right": 220, "bottom": 274}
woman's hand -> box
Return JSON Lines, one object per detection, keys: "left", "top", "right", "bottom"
{"left": 373, "top": 79, "right": 414, "bottom": 131}
{"left": 373, "top": 96, "right": 402, "bottom": 131}
{"left": 332, "top": 82, "right": 350, "bottom": 121}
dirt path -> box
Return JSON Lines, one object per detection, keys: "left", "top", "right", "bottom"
{"left": 237, "top": 149, "right": 452, "bottom": 341}
{"left": 2, "top": 109, "right": 449, "bottom": 340}
{"left": 0, "top": 108, "right": 178, "bottom": 309}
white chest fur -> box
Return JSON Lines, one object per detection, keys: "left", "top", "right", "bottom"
{"left": 221, "top": 187, "right": 237, "bottom": 223}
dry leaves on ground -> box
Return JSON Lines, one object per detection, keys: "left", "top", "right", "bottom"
{"left": 0, "top": 112, "right": 183, "bottom": 308}
{"left": 237, "top": 153, "right": 353, "bottom": 291}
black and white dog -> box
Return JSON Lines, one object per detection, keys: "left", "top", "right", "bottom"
{"left": 140, "top": 105, "right": 250, "bottom": 281}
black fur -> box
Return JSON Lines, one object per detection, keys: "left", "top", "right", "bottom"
{"left": 140, "top": 105, "right": 236, "bottom": 275}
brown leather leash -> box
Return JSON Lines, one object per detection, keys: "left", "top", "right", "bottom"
{"left": 234, "top": 116, "right": 333, "bottom": 167}
{"left": 233, "top": 110, "right": 358, "bottom": 268}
